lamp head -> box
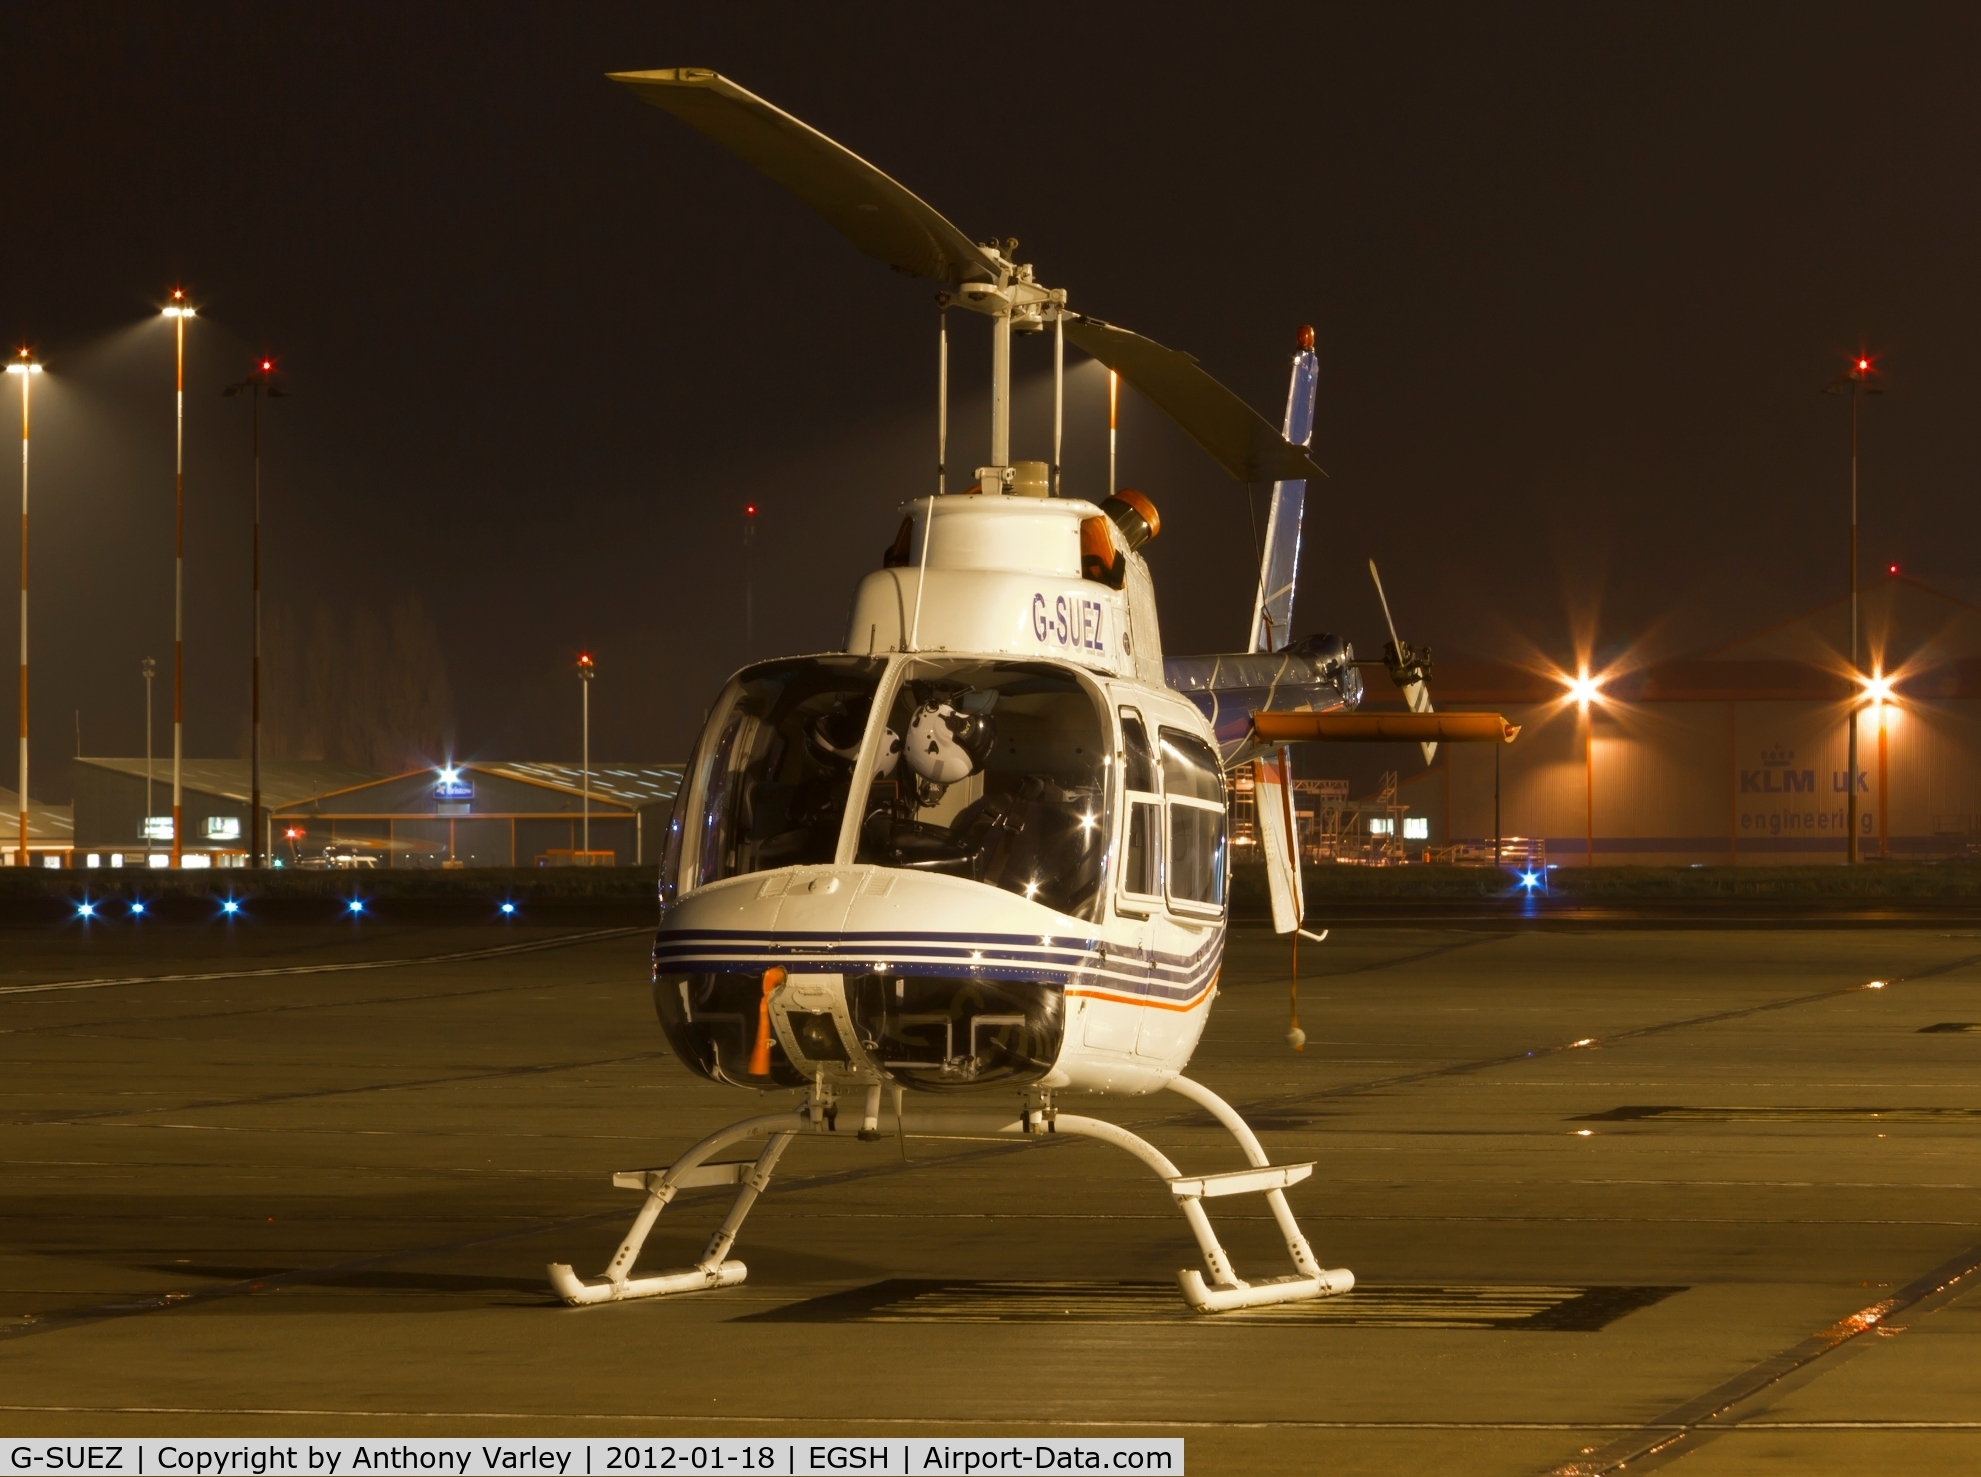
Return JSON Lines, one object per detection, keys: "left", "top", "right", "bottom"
{"left": 1565, "top": 670, "right": 1604, "bottom": 707}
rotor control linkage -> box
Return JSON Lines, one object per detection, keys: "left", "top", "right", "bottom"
{"left": 547, "top": 1076, "right": 1352, "bottom": 1314}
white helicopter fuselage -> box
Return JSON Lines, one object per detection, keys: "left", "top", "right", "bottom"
{"left": 653, "top": 490, "right": 1230, "bottom": 1099}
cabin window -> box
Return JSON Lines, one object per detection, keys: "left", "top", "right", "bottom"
{"left": 856, "top": 659, "right": 1109, "bottom": 920}
{"left": 1118, "top": 709, "right": 1162, "bottom": 903}
{"left": 685, "top": 657, "right": 888, "bottom": 888}
{"left": 1158, "top": 726, "right": 1227, "bottom": 912}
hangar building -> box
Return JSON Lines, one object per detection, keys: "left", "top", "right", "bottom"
{"left": 1398, "top": 575, "right": 1981, "bottom": 865}
{"left": 70, "top": 759, "right": 383, "bottom": 867}
{"left": 269, "top": 761, "right": 682, "bottom": 867}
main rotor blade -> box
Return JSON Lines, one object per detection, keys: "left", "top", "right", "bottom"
{"left": 610, "top": 69, "right": 1001, "bottom": 287}
{"left": 1062, "top": 316, "right": 1325, "bottom": 484}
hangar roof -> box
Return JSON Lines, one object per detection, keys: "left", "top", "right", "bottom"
{"left": 72, "top": 758, "right": 386, "bottom": 808}
{"left": 0, "top": 787, "right": 74, "bottom": 843}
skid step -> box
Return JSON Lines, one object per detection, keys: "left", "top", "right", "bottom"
{"left": 1168, "top": 1162, "right": 1313, "bottom": 1199}
{"left": 612, "top": 1162, "right": 751, "bottom": 1193}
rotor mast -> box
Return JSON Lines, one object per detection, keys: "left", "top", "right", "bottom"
{"left": 950, "top": 240, "right": 1066, "bottom": 491}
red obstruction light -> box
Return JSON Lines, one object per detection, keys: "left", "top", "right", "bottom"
{"left": 1857, "top": 357, "right": 1869, "bottom": 371}
{"left": 1889, "top": 563, "right": 1900, "bottom": 574}
{"left": 745, "top": 503, "right": 757, "bottom": 516}
{"left": 261, "top": 360, "right": 272, "bottom": 371}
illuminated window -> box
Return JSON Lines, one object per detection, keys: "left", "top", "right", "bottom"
{"left": 1403, "top": 817, "right": 1429, "bottom": 840}
{"left": 141, "top": 816, "right": 174, "bottom": 841}
{"left": 205, "top": 817, "right": 242, "bottom": 841}
{"left": 1369, "top": 817, "right": 1394, "bottom": 836}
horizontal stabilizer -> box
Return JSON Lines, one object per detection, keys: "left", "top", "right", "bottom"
{"left": 1252, "top": 711, "right": 1519, "bottom": 745}
{"left": 611, "top": 69, "right": 1001, "bottom": 286}
{"left": 1063, "top": 316, "right": 1326, "bottom": 485}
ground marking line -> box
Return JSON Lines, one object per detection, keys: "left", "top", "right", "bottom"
{"left": 1242, "top": 949, "right": 1981, "bottom": 1119}
{"left": 1301, "top": 932, "right": 1505, "bottom": 978}
{"left": 1, "top": 974, "right": 646, "bottom": 1038}
{"left": 0, "top": 925, "right": 648, "bottom": 997}
{"left": 0, "top": 1406, "right": 1692, "bottom": 1429}
{"left": 1543, "top": 1239, "right": 1981, "bottom": 1476}
{"left": 10, "top": 1050, "right": 672, "bottom": 1128}
{"left": 0, "top": 1207, "right": 626, "bottom": 1343}
{"left": 1, "top": 1405, "right": 1976, "bottom": 1430}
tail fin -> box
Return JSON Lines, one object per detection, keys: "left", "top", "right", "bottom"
{"left": 1248, "top": 326, "right": 1321, "bottom": 653}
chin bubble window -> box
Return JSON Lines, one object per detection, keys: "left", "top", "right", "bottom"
{"left": 1157, "top": 727, "right": 1227, "bottom": 913}
{"left": 857, "top": 659, "right": 1110, "bottom": 920}
{"left": 681, "top": 656, "right": 889, "bottom": 889}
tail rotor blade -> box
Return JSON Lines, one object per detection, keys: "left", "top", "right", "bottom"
{"left": 1368, "top": 559, "right": 1437, "bottom": 765}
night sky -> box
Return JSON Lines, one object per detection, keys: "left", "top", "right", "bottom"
{"left": 3, "top": 4, "right": 1977, "bottom": 801}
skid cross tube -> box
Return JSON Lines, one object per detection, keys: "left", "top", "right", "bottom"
{"left": 548, "top": 1076, "right": 1352, "bottom": 1313}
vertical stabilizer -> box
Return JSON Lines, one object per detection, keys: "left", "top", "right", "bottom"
{"left": 1248, "top": 327, "right": 1322, "bottom": 654}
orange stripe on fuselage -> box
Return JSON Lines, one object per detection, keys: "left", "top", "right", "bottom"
{"left": 1066, "top": 968, "right": 1218, "bottom": 1013}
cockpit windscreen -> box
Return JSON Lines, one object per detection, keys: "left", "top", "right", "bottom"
{"left": 856, "top": 660, "right": 1109, "bottom": 920}
{"left": 687, "top": 657, "right": 888, "bottom": 888}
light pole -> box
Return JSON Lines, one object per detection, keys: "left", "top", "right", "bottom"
{"left": 8, "top": 349, "right": 43, "bottom": 866}
{"left": 161, "top": 290, "right": 196, "bottom": 865}
{"left": 225, "top": 359, "right": 286, "bottom": 867}
{"left": 142, "top": 656, "right": 155, "bottom": 856}
{"left": 578, "top": 652, "right": 594, "bottom": 862}
{"left": 1566, "top": 670, "right": 1604, "bottom": 866}
{"left": 742, "top": 504, "right": 757, "bottom": 646}
{"left": 1825, "top": 354, "right": 1880, "bottom": 864}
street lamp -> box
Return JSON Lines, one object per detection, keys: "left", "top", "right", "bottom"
{"left": 1864, "top": 669, "right": 1896, "bottom": 861}
{"left": 1565, "top": 669, "right": 1605, "bottom": 866}
{"left": 1824, "top": 353, "right": 1881, "bottom": 864}
{"left": 225, "top": 358, "right": 287, "bottom": 867}
{"left": 161, "top": 289, "right": 196, "bottom": 865}
{"left": 577, "top": 652, "right": 595, "bottom": 863}
{"left": 142, "top": 656, "right": 156, "bottom": 857}
{"left": 7, "top": 349, "right": 43, "bottom": 866}
{"left": 742, "top": 504, "right": 757, "bottom": 646}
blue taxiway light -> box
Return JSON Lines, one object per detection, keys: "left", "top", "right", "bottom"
{"left": 499, "top": 902, "right": 516, "bottom": 915}
{"left": 1519, "top": 871, "right": 1542, "bottom": 890}
{"left": 77, "top": 902, "right": 96, "bottom": 918}
{"left": 348, "top": 899, "right": 365, "bottom": 914}
{"left": 130, "top": 901, "right": 146, "bottom": 915}
{"left": 221, "top": 899, "right": 241, "bottom": 915}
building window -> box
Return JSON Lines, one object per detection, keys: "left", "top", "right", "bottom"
{"left": 1403, "top": 817, "right": 1429, "bottom": 840}
{"left": 205, "top": 817, "right": 242, "bottom": 841}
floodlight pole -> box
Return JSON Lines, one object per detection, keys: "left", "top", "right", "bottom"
{"left": 579, "top": 654, "right": 594, "bottom": 862}
{"left": 1584, "top": 711, "right": 1594, "bottom": 867}
{"left": 164, "top": 292, "right": 193, "bottom": 867}
{"left": 11, "top": 351, "right": 40, "bottom": 865}
{"left": 1848, "top": 378, "right": 1858, "bottom": 865}
{"left": 226, "top": 361, "right": 285, "bottom": 867}
{"left": 142, "top": 657, "right": 155, "bottom": 856}
{"left": 1826, "top": 357, "right": 1878, "bottom": 865}
{"left": 743, "top": 506, "right": 755, "bottom": 645}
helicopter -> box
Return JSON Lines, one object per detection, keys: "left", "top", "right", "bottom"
{"left": 548, "top": 69, "right": 1513, "bottom": 1315}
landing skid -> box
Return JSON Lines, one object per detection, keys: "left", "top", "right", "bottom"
{"left": 547, "top": 1075, "right": 1353, "bottom": 1314}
